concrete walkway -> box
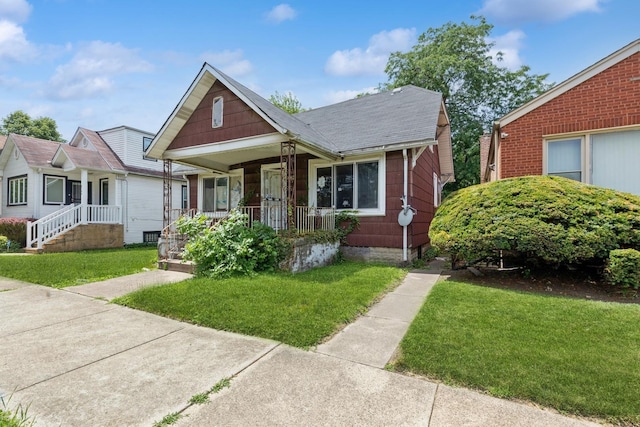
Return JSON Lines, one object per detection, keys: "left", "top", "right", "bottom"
{"left": 0, "top": 265, "right": 603, "bottom": 426}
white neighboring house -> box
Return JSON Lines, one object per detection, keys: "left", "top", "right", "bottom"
{"left": 0, "top": 126, "right": 187, "bottom": 249}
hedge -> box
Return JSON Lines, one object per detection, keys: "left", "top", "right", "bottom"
{"left": 429, "top": 176, "right": 640, "bottom": 268}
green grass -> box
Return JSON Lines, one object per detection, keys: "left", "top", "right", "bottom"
{"left": 396, "top": 280, "right": 640, "bottom": 424}
{"left": 0, "top": 247, "right": 157, "bottom": 288}
{"left": 114, "top": 262, "right": 406, "bottom": 348}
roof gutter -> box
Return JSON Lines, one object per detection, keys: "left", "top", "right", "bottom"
{"left": 339, "top": 139, "right": 437, "bottom": 157}
{"left": 284, "top": 130, "right": 339, "bottom": 161}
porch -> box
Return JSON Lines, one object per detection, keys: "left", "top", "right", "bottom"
{"left": 26, "top": 203, "right": 123, "bottom": 251}
{"left": 159, "top": 204, "right": 337, "bottom": 263}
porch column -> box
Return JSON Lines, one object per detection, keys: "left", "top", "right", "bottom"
{"left": 280, "top": 141, "right": 296, "bottom": 229}
{"left": 81, "top": 169, "right": 88, "bottom": 224}
{"left": 163, "top": 159, "right": 172, "bottom": 231}
{"left": 115, "top": 175, "right": 123, "bottom": 223}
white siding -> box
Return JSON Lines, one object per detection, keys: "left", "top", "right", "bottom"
{"left": 120, "top": 174, "right": 185, "bottom": 243}
{"left": 2, "top": 149, "right": 35, "bottom": 218}
{"left": 98, "top": 127, "right": 126, "bottom": 163}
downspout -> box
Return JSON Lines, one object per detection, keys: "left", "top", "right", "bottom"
{"left": 403, "top": 149, "right": 408, "bottom": 262}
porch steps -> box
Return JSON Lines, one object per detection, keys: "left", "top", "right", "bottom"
{"left": 158, "top": 259, "right": 195, "bottom": 274}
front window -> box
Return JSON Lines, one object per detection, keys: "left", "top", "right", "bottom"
{"left": 212, "top": 96, "right": 223, "bottom": 128}
{"left": 203, "top": 177, "right": 228, "bottom": 212}
{"left": 547, "top": 138, "right": 582, "bottom": 181}
{"left": 8, "top": 175, "right": 27, "bottom": 205}
{"left": 312, "top": 158, "right": 383, "bottom": 213}
{"left": 44, "top": 175, "right": 65, "bottom": 204}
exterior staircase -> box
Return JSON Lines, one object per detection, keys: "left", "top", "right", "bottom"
{"left": 25, "top": 223, "right": 124, "bottom": 253}
{"left": 25, "top": 204, "right": 123, "bottom": 253}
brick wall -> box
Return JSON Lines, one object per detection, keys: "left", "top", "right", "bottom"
{"left": 42, "top": 224, "right": 124, "bottom": 253}
{"left": 500, "top": 52, "right": 640, "bottom": 178}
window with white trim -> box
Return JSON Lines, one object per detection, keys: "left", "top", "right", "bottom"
{"left": 212, "top": 96, "right": 223, "bottom": 128}
{"left": 310, "top": 157, "right": 385, "bottom": 214}
{"left": 181, "top": 185, "right": 188, "bottom": 209}
{"left": 44, "top": 175, "right": 65, "bottom": 204}
{"left": 546, "top": 138, "right": 582, "bottom": 181}
{"left": 203, "top": 177, "right": 226, "bottom": 211}
{"left": 8, "top": 175, "right": 27, "bottom": 205}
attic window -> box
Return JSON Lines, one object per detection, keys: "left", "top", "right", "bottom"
{"left": 212, "top": 96, "right": 223, "bottom": 128}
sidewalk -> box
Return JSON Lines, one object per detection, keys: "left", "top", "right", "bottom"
{"left": 0, "top": 264, "right": 602, "bottom": 426}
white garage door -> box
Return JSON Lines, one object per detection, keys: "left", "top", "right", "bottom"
{"left": 592, "top": 130, "right": 640, "bottom": 196}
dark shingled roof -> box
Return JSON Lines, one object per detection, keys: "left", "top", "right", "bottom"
{"left": 214, "top": 68, "right": 442, "bottom": 154}
{"left": 295, "top": 86, "right": 442, "bottom": 153}
{"left": 214, "top": 68, "right": 338, "bottom": 152}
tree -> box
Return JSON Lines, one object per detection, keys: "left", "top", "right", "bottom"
{"left": 269, "top": 91, "right": 306, "bottom": 114}
{"left": 0, "top": 110, "right": 64, "bottom": 142}
{"left": 383, "top": 16, "right": 552, "bottom": 193}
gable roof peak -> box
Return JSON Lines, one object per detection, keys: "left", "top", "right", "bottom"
{"left": 499, "top": 38, "right": 640, "bottom": 127}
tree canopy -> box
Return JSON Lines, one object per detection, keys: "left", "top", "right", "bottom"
{"left": 383, "top": 16, "right": 552, "bottom": 193}
{"left": 0, "top": 110, "right": 65, "bottom": 142}
{"left": 269, "top": 91, "right": 306, "bottom": 114}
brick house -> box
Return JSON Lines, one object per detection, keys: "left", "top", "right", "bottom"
{"left": 482, "top": 39, "right": 640, "bottom": 196}
{"left": 147, "top": 63, "right": 455, "bottom": 264}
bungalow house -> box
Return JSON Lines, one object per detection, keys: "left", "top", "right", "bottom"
{"left": 482, "top": 39, "right": 640, "bottom": 196}
{"left": 146, "top": 64, "right": 454, "bottom": 263}
{"left": 0, "top": 126, "right": 186, "bottom": 251}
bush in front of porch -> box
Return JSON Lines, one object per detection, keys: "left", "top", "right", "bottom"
{"left": 177, "top": 211, "right": 291, "bottom": 278}
{"left": 0, "top": 217, "right": 34, "bottom": 248}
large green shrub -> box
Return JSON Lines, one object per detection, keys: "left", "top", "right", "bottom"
{"left": 605, "top": 249, "right": 640, "bottom": 290}
{"left": 177, "top": 211, "right": 290, "bottom": 278}
{"left": 429, "top": 176, "right": 640, "bottom": 267}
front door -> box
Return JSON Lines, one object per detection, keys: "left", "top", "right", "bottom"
{"left": 66, "top": 180, "right": 92, "bottom": 205}
{"left": 261, "top": 166, "right": 285, "bottom": 230}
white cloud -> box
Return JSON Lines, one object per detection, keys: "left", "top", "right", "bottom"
{"left": 200, "top": 49, "right": 253, "bottom": 77}
{"left": 479, "top": 0, "right": 603, "bottom": 24}
{"left": 0, "top": 0, "right": 32, "bottom": 23}
{"left": 0, "top": 19, "right": 34, "bottom": 61}
{"left": 266, "top": 4, "right": 297, "bottom": 24}
{"left": 325, "top": 28, "right": 416, "bottom": 77}
{"left": 488, "top": 30, "right": 525, "bottom": 70}
{"left": 47, "top": 41, "right": 153, "bottom": 100}
{"left": 324, "top": 87, "right": 379, "bottom": 104}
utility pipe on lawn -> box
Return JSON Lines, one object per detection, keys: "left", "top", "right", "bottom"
{"left": 402, "top": 149, "right": 408, "bottom": 262}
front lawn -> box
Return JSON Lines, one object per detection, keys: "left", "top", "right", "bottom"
{"left": 114, "top": 262, "right": 406, "bottom": 348}
{"left": 0, "top": 247, "right": 157, "bottom": 287}
{"left": 395, "top": 280, "right": 640, "bottom": 424}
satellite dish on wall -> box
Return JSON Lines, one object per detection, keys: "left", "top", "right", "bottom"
{"left": 398, "top": 209, "right": 414, "bottom": 227}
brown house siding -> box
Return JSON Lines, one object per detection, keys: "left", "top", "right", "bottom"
{"left": 410, "top": 144, "right": 440, "bottom": 249}
{"left": 188, "top": 175, "right": 198, "bottom": 209}
{"left": 168, "top": 80, "right": 276, "bottom": 151}
{"left": 500, "top": 52, "right": 640, "bottom": 178}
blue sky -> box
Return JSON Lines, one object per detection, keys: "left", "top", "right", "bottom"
{"left": 0, "top": 0, "right": 638, "bottom": 141}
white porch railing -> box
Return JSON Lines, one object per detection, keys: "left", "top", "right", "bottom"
{"left": 27, "top": 204, "right": 122, "bottom": 249}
